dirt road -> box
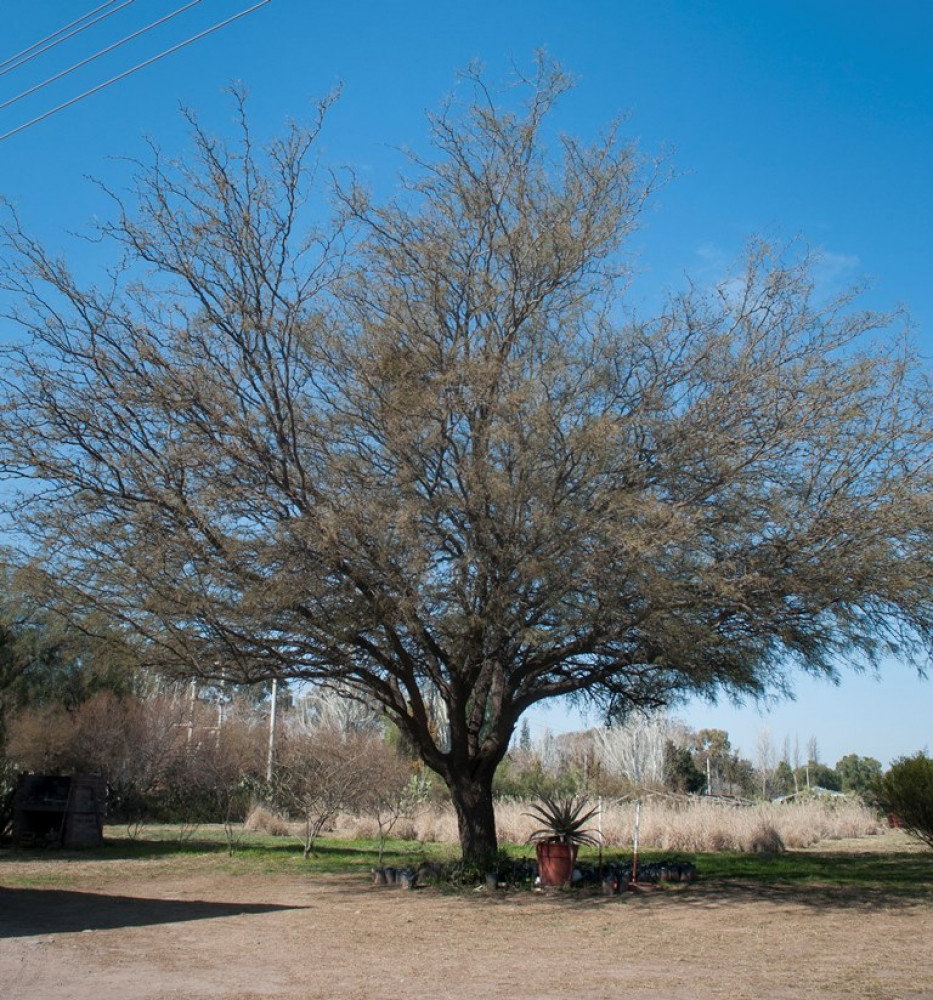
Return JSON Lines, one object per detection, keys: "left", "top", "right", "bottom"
{"left": 2, "top": 854, "right": 932, "bottom": 999}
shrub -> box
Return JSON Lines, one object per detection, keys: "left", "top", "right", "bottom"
{"left": 272, "top": 728, "right": 388, "bottom": 857}
{"left": 876, "top": 752, "right": 933, "bottom": 850}
{"left": 747, "top": 823, "right": 785, "bottom": 854}
{"left": 244, "top": 803, "right": 291, "bottom": 836}
{"left": 4, "top": 690, "right": 268, "bottom": 827}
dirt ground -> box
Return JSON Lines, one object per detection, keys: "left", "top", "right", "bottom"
{"left": 2, "top": 841, "right": 932, "bottom": 1000}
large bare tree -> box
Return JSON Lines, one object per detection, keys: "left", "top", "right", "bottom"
{"left": 1, "top": 61, "right": 932, "bottom": 861}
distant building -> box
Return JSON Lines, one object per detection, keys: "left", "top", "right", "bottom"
{"left": 773, "top": 786, "right": 847, "bottom": 804}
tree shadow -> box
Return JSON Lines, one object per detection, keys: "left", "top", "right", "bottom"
{"left": 421, "top": 850, "right": 933, "bottom": 914}
{"left": 679, "top": 850, "right": 933, "bottom": 911}
{"left": 429, "top": 878, "right": 931, "bottom": 913}
{"left": 0, "top": 886, "right": 306, "bottom": 938}
{"left": 0, "top": 836, "right": 425, "bottom": 866}
{"left": 663, "top": 877, "right": 932, "bottom": 912}
{"left": 0, "top": 839, "right": 229, "bottom": 863}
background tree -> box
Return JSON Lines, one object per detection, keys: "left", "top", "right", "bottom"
{"left": 781, "top": 736, "right": 800, "bottom": 794}
{"left": 756, "top": 727, "right": 778, "bottom": 799}
{"left": 692, "top": 727, "right": 733, "bottom": 796}
{"left": 0, "top": 561, "right": 142, "bottom": 731}
{"left": 875, "top": 752, "right": 933, "bottom": 850}
{"left": 1, "top": 59, "right": 932, "bottom": 863}
{"left": 518, "top": 718, "right": 532, "bottom": 753}
{"left": 662, "top": 739, "right": 705, "bottom": 795}
{"left": 0, "top": 557, "right": 144, "bottom": 834}
{"left": 835, "top": 753, "right": 883, "bottom": 797}
{"left": 720, "top": 751, "right": 758, "bottom": 799}
{"left": 493, "top": 751, "right": 552, "bottom": 800}
{"left": 594, "top": 714, "right": 678, "bottom": 789}
{"left": 774, "top": 759, "right": 797, "bottom": 796}
{"left": 804, "top": 761, "right": 842, "bottom": 792}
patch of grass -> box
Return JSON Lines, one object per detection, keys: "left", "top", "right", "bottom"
{"left": 226, "top": 836, "right": 440, "bottom": 875}
{"left": 2, "top": 826, "right": 930, "bottom": 900}
{"left": 696, "top": 849, "right": 933, "bottom": 893}
{"left": 1, "top": 825, "right": 449, "bottom": 881}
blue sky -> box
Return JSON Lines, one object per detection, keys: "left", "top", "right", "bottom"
{"left": 1, "top": 1, "right": 930, "bottom": 767}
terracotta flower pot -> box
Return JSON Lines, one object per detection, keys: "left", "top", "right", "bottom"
{"left": 535, "top": 842, "right": 577, "bottom": 886}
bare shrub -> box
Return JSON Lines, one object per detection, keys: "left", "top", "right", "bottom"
{"left": 747, "top": 823, "right": 785, "bottom": 854}
{"left": 391, "top": 817, "right": 420, "bottom": 842}
{"left": 407, "top": 802, "right": 460, "bottom": 846}
{"left": 336, "top": 813, "right": 378, "bottom": 840}
{"left": 155, "top": 697, "right": 267, "bottom": 851}
{"left": 273, "top": 728, "right": 381, "bottom": 857}
{"left": 6, "top": 689, "right": 267, "bottom": 841}
{"left": 244, "top": 803, "right": 291, "bottom": 837}
{"left": 357, "top": 754, "right": 424, "bottom": 863}
{"left": 4, "top": 703, "right": 74, "bottom": 772}
{"left": 6, "top": 692, "right": 185, "bottom": 818}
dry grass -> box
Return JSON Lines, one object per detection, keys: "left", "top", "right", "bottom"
{"left": 309, "top": 794, "right": 886, "bottom": 854}
{"left": 493, "top": 796, "right": 884, "bottom": 852}
{"left": 243, "top": 803, "right": 291, "bottom": 837}
{"left": 341, "top": 796, "right": 883, "bottom": 853}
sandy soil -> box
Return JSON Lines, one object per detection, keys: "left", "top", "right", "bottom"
{"left": 2, "top": 848, "right": 932, "bottom": 1000}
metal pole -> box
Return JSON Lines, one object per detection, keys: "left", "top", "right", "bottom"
{"left": 597, "top": 795, "right": 603, "bottom": 881}
{"left": 187, "top": 679, "right": 196, "bottom": 747}
{"left": 631, "top": 799, "right": 641, "bottom": 887}
{"left": 266, "top": 678, "right": 278, "bottom": 783}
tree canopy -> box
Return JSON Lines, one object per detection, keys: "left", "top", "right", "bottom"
{"left": 835, "top": 754, "right": 882, "bottom": 796}
{"left": 1, "top": 60, "right": 932, "bottom": 861}
{"left": 0, "top": 559, "right": 140, "bottom": 742}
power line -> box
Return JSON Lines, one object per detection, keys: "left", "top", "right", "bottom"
{"left": 0, "top": 0, "right": 203, "bottom": 114}
{"left": 0, "top": 0, "right": 136, "bottom": 80}
{"left": 0, "top": 0, "right": 124, "bottom": 72}
{"left": 0, "top": 1, "right": 274, "bottom": 144}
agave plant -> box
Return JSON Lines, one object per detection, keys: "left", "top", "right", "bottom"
{"left": 525, "top": 795, "right": 601, "bottom": 847}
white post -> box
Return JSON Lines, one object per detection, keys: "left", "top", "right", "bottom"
{"left": 187, "top": 679, "right": 197, "bottom": 747}
{"left": 632, "top": 799, "right": 641, "bottom": 885}
{"left": 597, "top": 795, "right": 604, "bottom": 876}
{"left": 266, "top": 678, "right": 278, "bottom": 783}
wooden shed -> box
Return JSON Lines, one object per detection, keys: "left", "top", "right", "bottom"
{"left": 12, "top": 774, "right": 107, "bottom": 848}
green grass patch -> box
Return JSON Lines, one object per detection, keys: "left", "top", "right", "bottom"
{"left": 695, "top": 849, "right": 933, "bottom": 893}
{"left": 2, "top": 826, "right": 930, "bottom": 899}
{"left": 1, "top": 824, "right": 450, "bottom": 880}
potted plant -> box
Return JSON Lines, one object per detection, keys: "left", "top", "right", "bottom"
{"left": 525, "top": 795, "right": 600, "bottom": 886}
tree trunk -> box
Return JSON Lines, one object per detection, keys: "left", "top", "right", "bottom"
{"left": 447, "top": 769, "right": 498, "bottom": 865}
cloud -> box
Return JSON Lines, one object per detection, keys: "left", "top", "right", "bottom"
{"left": 692, "top": 241, "right": 864, "bottom": 304}
{"left": 811, "top": 250, "right": 862, "bottom": 296}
